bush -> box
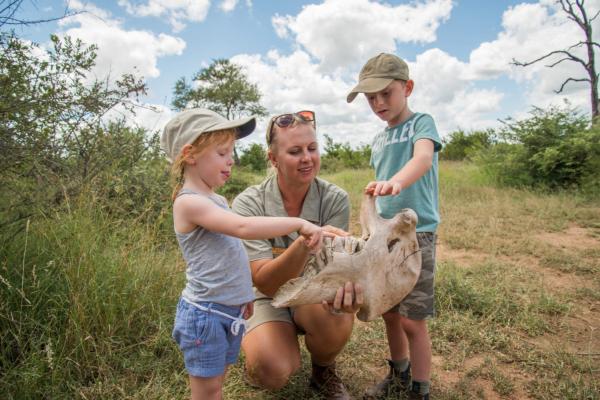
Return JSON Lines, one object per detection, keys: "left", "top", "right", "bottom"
{"left": 321, "top": 134, "right": 371, "bottom": 171}
{"left": 475, "top": 106, "right": 599, "bottom": 192}
{"left": 440, "top": 129, "right": 494, "bottom": 161}
{"left": 239, "top": 142, "right": 267, "bottom": 172}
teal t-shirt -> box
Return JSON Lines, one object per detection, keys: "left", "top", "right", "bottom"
{"left": 370, "top": 112, "right": 442, "bottom": 232}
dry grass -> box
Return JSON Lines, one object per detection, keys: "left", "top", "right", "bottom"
{"left": 221, "top": 161, "right": 600, "bottom": 399}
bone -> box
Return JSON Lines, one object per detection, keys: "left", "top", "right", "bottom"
{"left": 271, "top": 194, "right": 422, "bottom": 322}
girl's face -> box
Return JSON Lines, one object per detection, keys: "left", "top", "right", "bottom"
{"left": 269, "top": 123, "right": 320, "bottom": 187}
{"left": 189, "top": 138, "right": 235, "bottom": 191}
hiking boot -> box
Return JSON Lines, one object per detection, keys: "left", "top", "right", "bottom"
{"left": 407, "top": 391, "right": 430, "bottom": 400}
{"left": 309, "top": 362, "right": 352, "bottom": 400}
{"left": 407, "top": 381, "right": 430, "bottom": 400}
{"left": 363, "top": 359, "right": 410, "bottom": 399}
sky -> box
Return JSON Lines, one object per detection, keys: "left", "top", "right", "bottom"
{"left": 14, "top": 0, "right": 600, "bottom": 147}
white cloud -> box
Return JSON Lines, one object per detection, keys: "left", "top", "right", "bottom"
{"left": 231, "top": 47, "right": 503, "bottom": 143}
{"left": 118, "top": 0, "right": 211, "bottom": 32}
{"left": 468, "top": 0, "right": 600, "bottom": 114}
{"left": 58, "top": 1, "right": 186, "bottom": 81}
{"left": 272, "top": 0, "right": 453, "bottom": 72}
{"left": 220, "top": 0, "right": 238, "bottom": 13}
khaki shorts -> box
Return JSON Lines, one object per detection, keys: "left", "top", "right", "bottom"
{"left": 387, "top": 232, "right": 437, "bottom": 320}
{"left": 246, "top": 293, "right": 300, "bottom": 334}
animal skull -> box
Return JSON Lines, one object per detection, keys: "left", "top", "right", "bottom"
{"left": 272, "top": 194, "right": 422, "bottom": 322}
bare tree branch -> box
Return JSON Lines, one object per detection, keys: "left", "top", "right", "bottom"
{"left": 513, "top": 0, "right": 599, "bottom": 122}
{"left": 556, "top": 77, "right": 591, "bottom": 93}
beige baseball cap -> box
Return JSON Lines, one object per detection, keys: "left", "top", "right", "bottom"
{"left": 161, "top": 108, "right": 256, "bottom": 162}
{"left": 346, "top": 53, "right": 410, "bottom": 103}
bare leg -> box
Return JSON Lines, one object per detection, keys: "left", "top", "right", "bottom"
{"left": 241, "top": 321, "right": 301, "bottom": 390}
{"left": 382, "top": 311, "right": 409, "bottom": 360}
{"left": 189, "top": 373, "right": 224, "bottom": 400}
{"left": 400, "top": 318, "right": 431, "bottom": 381}
{"left": 293, "top": 303, "right": 354, "bottom": 365}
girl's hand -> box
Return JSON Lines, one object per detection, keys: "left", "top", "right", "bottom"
{"left": 299, "top": 221, "right": 324, "bottom": 253}
{"left": 243, "top": 301, "right": 254, "bottom": 319}
{"left": 365, "top": 180, "right": 402, "bottom": 196}
{"left": 322, "top": 225, "right": 350, "bottom": 238}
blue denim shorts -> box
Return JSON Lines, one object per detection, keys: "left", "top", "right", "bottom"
{"left": 172, "top": 298, "right": 245, "bottom": 377}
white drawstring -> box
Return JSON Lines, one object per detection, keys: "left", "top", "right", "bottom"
{"left": 183, "top": 298, "right": 247, "bottom": 336}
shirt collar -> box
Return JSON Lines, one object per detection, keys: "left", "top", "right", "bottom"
{"left": 264, "top": 176, "right": 321, "bottom": 225}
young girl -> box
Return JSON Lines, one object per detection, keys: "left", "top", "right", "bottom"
{"left": 161, "top": 108, "right": 326, "bottom": 400}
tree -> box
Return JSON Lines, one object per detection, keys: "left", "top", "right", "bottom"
{"left": 0, "top": 32, "right": 148, "bottom": 226}
{"left": 0, "top": 0, "right": 79, "bottom": 28}
{"left": 171, "top": 59, "right": 267, "bottom": 162}
{"left": 512, "top": 0, "right": 599, "bottom": 123}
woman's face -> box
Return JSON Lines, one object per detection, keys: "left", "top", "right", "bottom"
{"left": 269, "top": 123, "right": 320, "bottom": 187}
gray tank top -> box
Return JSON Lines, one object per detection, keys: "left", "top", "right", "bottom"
{"left": 175, "top": 189, "right": 254, "bottom": 306}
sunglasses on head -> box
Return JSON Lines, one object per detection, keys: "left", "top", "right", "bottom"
{"left": 267, "top": 110, "right": 316, "bottom": 145}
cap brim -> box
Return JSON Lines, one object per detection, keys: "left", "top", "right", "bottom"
{"left": 346, "top": 77, "right": 394, "bottom": 103}
{"left": 211, "top": 116, "right": 256, "bottom": 139}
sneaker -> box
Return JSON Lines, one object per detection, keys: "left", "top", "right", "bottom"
{"left": 363, "top": 359, "right": 410, "bottom": 399}
{"left": 309, "top": 362, "right": 351, "bottom": 400}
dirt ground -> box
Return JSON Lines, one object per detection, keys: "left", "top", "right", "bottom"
{"left": 434, "top": 224, "right": 599, "bottom": 399}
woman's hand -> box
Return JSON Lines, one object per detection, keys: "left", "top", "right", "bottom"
{"left": 322, "top": 281, "right": 364, "bottom": 315}
{"left": 243, "top": 301, "right": 254, "bottom": 319}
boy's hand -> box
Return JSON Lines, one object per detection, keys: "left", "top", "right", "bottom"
{"left": 365, "top": 180, "right": 402, "bottom": 196}
{"left": 299, "top": 221, "right": 324, "bottom": 253}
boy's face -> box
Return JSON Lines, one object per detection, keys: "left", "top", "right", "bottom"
{"left": 365, "top": 80, "right": 414, "bottom": 127}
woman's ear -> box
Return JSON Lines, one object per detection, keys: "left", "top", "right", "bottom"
{"left": 267, "top": 149, "right": 278, "bottom": 168}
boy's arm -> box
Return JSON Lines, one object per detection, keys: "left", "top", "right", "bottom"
{"left": 365, "top": 138, "right": 434, "bottom": 196}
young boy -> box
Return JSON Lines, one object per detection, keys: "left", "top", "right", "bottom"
{"left": 347, "top": 53, "right": 442, "bottom": 400}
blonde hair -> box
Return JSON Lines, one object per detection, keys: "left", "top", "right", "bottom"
{"left": 170, "top": 129, "right": 237, "bottom": 201}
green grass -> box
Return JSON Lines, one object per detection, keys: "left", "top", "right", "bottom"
{"left": 1, "top": 161, "right": 599, "bottom": 399}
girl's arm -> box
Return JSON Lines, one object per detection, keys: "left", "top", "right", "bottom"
{"left": 175, "top": 195, "right": 323, "bottom": 247}
{"left": 365, "top": 138, "right": 434, "bottom": 196}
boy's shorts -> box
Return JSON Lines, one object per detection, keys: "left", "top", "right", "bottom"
{"left": 387, "top": 232, "right": 437, "bottom": 320}
{"left": 172, "top": 298, "right": 245, "bottom": 378}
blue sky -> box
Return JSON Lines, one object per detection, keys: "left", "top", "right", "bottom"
{"left": 14, "top": 0, "right": 599, "bottom": 145}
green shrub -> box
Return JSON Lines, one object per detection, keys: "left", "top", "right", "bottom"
{"left": 440, "top": 129, "right": 494, "bottom": 161}
{"left": 474, "top": 106, "right": 599, "bottom": 192}
{"left": 321, "top": 134, "right": 371, "bottom": 171}
{"left": 239, "top": 142, "right": 267, "bottom": 172}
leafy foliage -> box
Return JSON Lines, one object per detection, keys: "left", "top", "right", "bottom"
{"left": 321, "top": 134, "right": 371, "bottom": 171}
{"left": 440, "top": 129, "right": 495, "bottom": 161}
{"left": 171, "top": 58, "right": 267, "bottom": 119}
{"left": 475, "top": 106, "right": 599, "bottom": 192}
{"left": 0, "top": 32, "right": 155, "bottom": 227}
{"left": 239, "top": 142, "right": 267, "bottom": 172}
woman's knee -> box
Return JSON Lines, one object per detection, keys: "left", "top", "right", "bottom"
{"left": 246, "top": 356, "right": 300, "bottom": 390}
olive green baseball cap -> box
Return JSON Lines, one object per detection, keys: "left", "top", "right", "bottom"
{"left": 346, "top": 53, "right": 410, "bottom": 103}
{"left": 161, "top": 108, "right": 256, "bottom": 163}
